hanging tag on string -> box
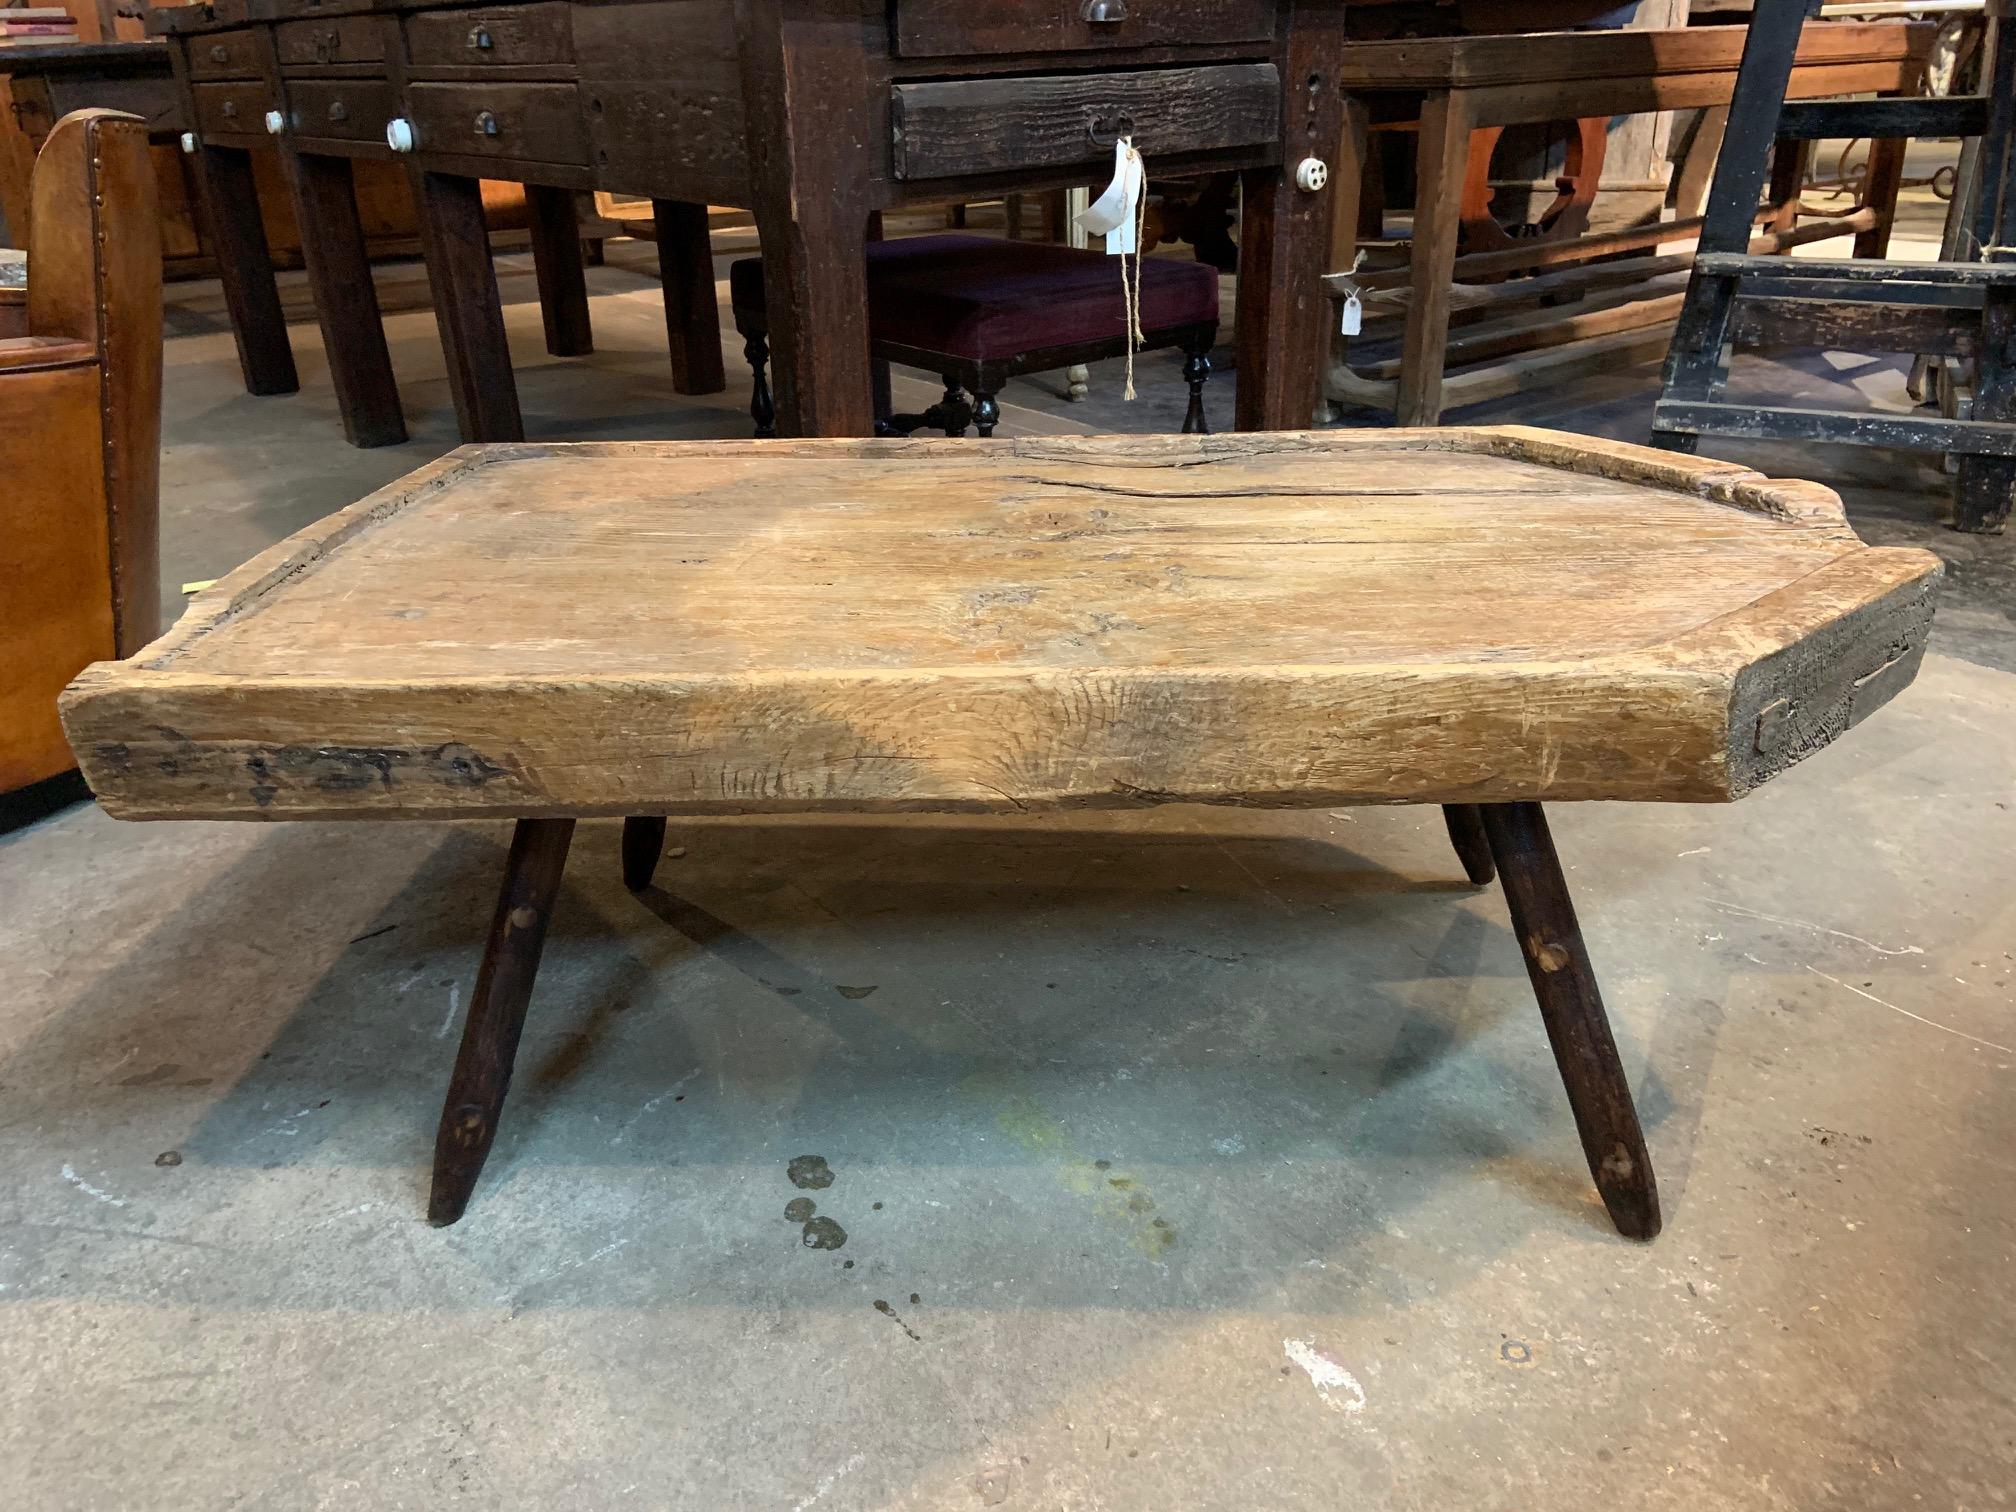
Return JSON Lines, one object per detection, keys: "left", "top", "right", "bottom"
{"left": 1336, "top": 247, "right": 1367, "bottom": 337}
{"left": 1338, "top": 287, "right": 1362, "bottom": 336}
{"left": 1075, "top": 137, "right": 1144, "bottom": 254}
{"left": 1074, "top": 136, "right": 1149, "bottom": 399}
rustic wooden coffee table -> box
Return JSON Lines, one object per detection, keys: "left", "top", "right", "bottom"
{"left": 62, "top": 429, "right": 1940, "bottom": 1239}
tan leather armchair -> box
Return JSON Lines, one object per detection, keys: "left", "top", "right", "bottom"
{"left": 1, "top": 109, "right": 161, "bottom": 793}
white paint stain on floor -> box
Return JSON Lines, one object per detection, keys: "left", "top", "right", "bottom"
{"left": 1283, "top": 1338, "right": 1366, "bottom": 1415}
{"left": 59, "top": 1164, "right": 126, "bottom": 1208}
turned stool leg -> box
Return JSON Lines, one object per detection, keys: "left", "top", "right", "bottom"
{"left": 1181, "top": 341, "right": 1213, "bottom": 435}
{"left": 1480, "top": 802, "right": 1661, "bottom": 1241}
{"left": 743, "top": 329, "right": 777, "bottom": 438}
{"left": 938, "top": 376, "right": 969, "bottom": 437}
{"left": 430, "top": 818, "right": 575, "bottom": 1225}
{"left": 974, "top": 391, "right": 1000, "bottom": 437}
{"left": 621, "top": 816, "right": 666, "bottom": 892}
{"left": 1441, "top": 803, "right": 1494, "bottom": 885}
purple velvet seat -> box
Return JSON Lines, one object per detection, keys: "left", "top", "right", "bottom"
{"left": 728, "top": 234, "right": 1219, "bottom": 360}
{"left": 729, "top": 233, "right": 1221, "bottom": 437}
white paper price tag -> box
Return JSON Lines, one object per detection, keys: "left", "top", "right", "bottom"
{"left": 1075, "top": 138, "right": 1145, "bottom": 255}
{"left": 1340, "top": 290, "right": 1362, "bottom": 336}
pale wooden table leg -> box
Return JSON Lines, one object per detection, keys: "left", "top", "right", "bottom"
{"left": 1480, "top": 802, "right": 1661, "bottom": 1241}
{"left": 1396, "top": 88, "right": 1474, "bottom": 427}
{"left": 430, "top": 817, "right": 575, "bottom": 1226}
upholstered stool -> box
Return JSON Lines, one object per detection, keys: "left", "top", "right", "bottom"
{"left": 729, "top": 234, "right": 1219, "bottom": 437}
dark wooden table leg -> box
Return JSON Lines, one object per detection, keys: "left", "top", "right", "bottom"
{"left": 1479, "top": 802, "right": 1661, "bottom": 1241}
{"left": 430, "top": 817, "right": 575, "bottom": 1225}
{"left": 1234, "top": 1, "right": 1346, "bottom": 431}
{"left": 736, "top": 0, "right": 877, "bottom": 436}
{"left": 193, "top": 144, "right": 298, "bottom": 396}
{"left": 651, "top": 198, "right": 726, "bottom": 395}
{"left": 284, "top": 150, "right": 406, "bottom": 447}
{"left": 1441, "top": 803, "right": 1494, "bottom": 885}
{"left": 526, "top": 184, "right": 593, "bottom": 358}
{"left": 621, "top": 816, "right": 666, "bottom": 892}
{"left": 412, "top": 169, "right": 524, "bottom": 443}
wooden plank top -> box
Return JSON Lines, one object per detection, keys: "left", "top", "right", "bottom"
{"left": 1335, "top": 20, "right": 1931, "bottom": 90}
{"left": 62, "top": 428, "right": 1941, "bottom": 820}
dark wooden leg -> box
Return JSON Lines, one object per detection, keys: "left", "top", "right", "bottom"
{"left": 1652, "top": 0, "right": 1809, "bottom": 455}
{"left": 751, "top": 201, "right": 874, "bottom": 436}
{"left": 940, "top": 376, "right": 967, "bottom": 437}
{"left": 1479, "top": 802, "right": 1660, "bottom": 1241}
{"left": 1181, "top": 337, "right": 1213, "bottom": 435}
{"left": 1852, "top": 132, "right": 1908, "bottom": 260}
{"left": 1441, "top": 803, "right": 1494, "bottom": 885}
{"left": 285, "top": 151, "right": 405, "bottom": 447}
{"left": 1765, "top": 137, "right": 1811, "bottom": 241}
{"left": 621, "top": 816, "right": 666, "bottom": 892}
{"left": 526, "top": 184, "right": 593, "bottom": 357}
{"left": 1394, "top": 89, "right": 1473, "bottom": 427}
{"left": 430, "top": 817, "right": 575, "bottom": 1225}
{"left": 194, "top": 144, "right": 297, "bottom": 396}
{"left": 973, "top": 390, "right": 999, "bottom": 437}
{"left": 412, "top": 169, "right": 523, "bottom": 443}
{"left": 651, "top": 198, "right": 726, "bottom": 395}
{"left": 743, "top": 327, "right": 776, "bottom": 437}
{"left": 736, "top": 0, "right": 878, "bottom": 436}
{"left": 1957, "top": 250, "right": 2016, "bottom": 532}
{"left": 1232, "top": 5, "right": 1345, "bottom": 431}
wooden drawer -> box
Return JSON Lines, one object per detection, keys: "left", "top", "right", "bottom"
{"left": 405, "top": 3, "right": 573, "bottom": 70}
{"left": 404, "top": 81, "right": 587, "bottom": 163}
{"left": 893, "top": 0, "right": 1273, "bottom": 58}
{"left": 186, "top": 29, "right": 264, "bottom": 80}
{"left": 274, "top": 16, "right": 385, "bottom": 67}
{"left": 890, "top": 63, "right": 1278, "bottom": 180}
{"left": 285, "top": 78, "right": 398, "bottom": 142}
{"left": 192, "top": 79, "right": 275, "bottom": 135}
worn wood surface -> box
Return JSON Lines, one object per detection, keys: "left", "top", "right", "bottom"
{"left": 892, "top": 0, "right": 1272, "bottom": 59}
{"left": 62, "top": 429, "right": 1939, "bottom": 821}
{"left": 890, "top": 63, "right": 1279, "bottom": 181}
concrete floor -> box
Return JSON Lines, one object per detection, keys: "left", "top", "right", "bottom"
{"left": 2, "top": 215, "right": 2014, "bottom": 1510}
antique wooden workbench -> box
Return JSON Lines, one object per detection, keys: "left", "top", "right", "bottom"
{"left": 150, "top": 0, "right": 1344, "bottom": 444}
{"left": 63, "top": 428, "right": 1941, "bottom": 1237}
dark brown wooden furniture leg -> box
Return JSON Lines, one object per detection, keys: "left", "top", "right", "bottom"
{"left": 412, "top": 169, "right": 524, "bottom": 443}
{"left": 1234, "top": 3, "right": 1346, "bottom": 430}
{"left": 1441, "top": 803, "right": 1494, "bottom": 885}
{"left": 1480, "top": 802, "right": 1660, "bottom": 1240}
{"left": 621, "top": 816, "right": 666, "bottom": 892}
{"left": 651, "top": 198, "right": 726, "bottom": 395}
{"left": 430, "top": 817, "right": 575, "bottom": 1225}
{"left": 736, "top": 0, "right": 877, "bottom": 436}
{"left": 194, "top": 144, "right": 298, "bottom": 396}
{"left": 526, "top": 184, "right": 593, "bottom": 358}
{"left": 285, "top": 151, "right": 406, "bottom": 447}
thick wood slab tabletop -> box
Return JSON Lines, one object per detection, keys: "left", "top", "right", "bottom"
{"left": 62, "top": 428, "right": 1941, "bottom": 820}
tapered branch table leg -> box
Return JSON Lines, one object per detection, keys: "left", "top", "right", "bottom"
{"left": 621, "top": 816, "right": 666, "bottom": 892}
{"left": 1441, "top": 803, "right": 1495, "bottom": 885}
{"left": 1480, "top": 802, "right": 1661, "bottom": 1240}
{"left": 430, "top": 817, "right": 575, "bottom": 1225}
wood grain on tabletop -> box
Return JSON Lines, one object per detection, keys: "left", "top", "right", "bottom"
{"left": 61, "top": 429, "right": 1942, "bottom": 820}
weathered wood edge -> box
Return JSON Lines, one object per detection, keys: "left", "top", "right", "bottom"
{"left": 95, "top": 446, "right": 495, "bottom": 678}
{"left": 64, "top": 655, "right": 1737, "bottom": 821}
{"left": 1661, "top": 548, "right": 1944, "bottom": 797}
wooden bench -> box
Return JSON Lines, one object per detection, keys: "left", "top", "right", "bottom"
{"left": 59, "top": 430, "right": 1941, "bottom": 1239}
{"left": 1330, "top": 19, "right": 1933, "bottom": 425}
